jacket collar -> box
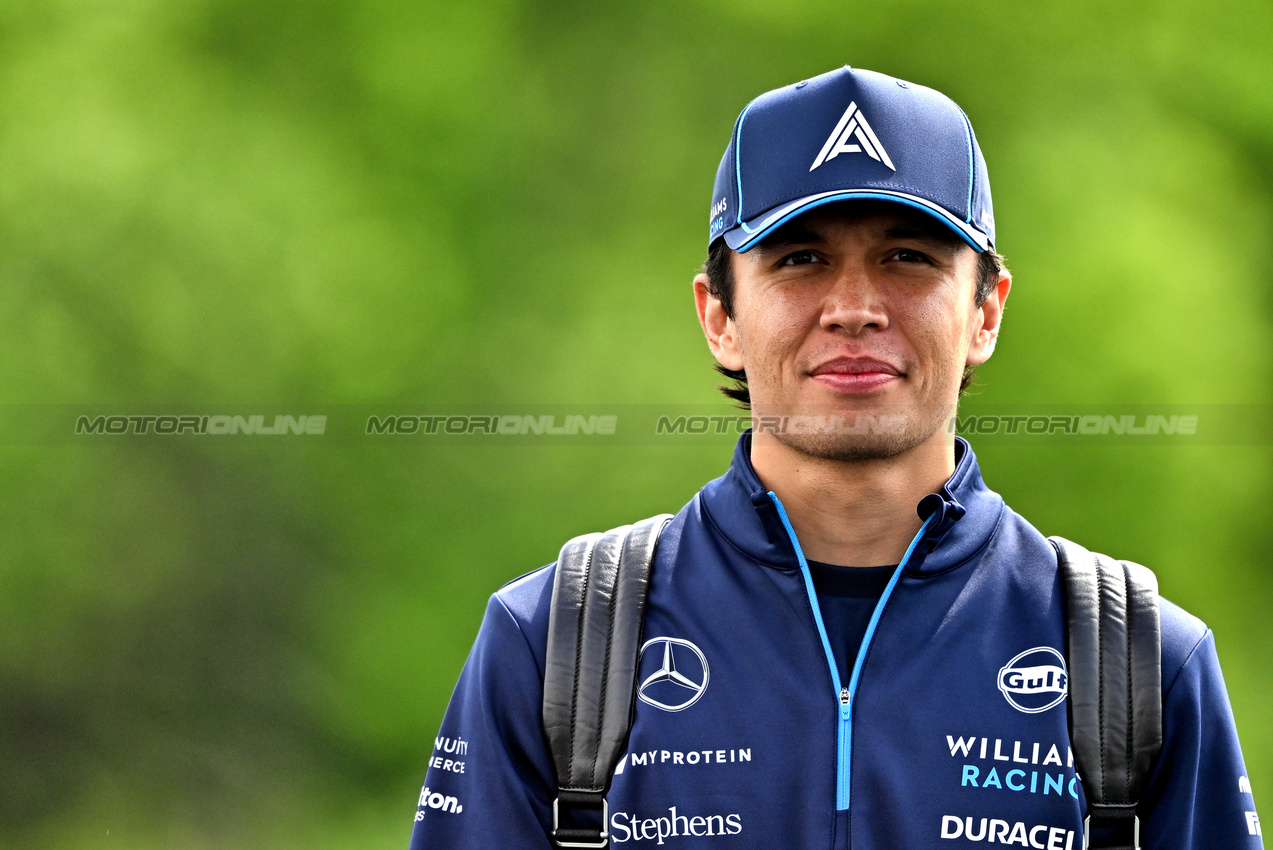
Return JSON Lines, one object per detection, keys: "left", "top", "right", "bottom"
{"left": 698, "top": 430, "right": 1004, "bottom": 576}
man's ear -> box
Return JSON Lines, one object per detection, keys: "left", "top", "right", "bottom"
{"left": 694, "top": 273, "right": 744, "bottom": 371}
{"left": 967, "top": 269, "right": 1011, "bottom": 367}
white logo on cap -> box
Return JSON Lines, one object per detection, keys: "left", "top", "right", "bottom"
{"left": 810, "top": 101, "right": 896, "bottom": 172}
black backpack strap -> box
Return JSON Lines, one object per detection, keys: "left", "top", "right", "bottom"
{"left": 1050, "top": 536, "right": 1163, "bottom": 850}
{"left": 543, "top": 514, "right": 673, "bottom": 849}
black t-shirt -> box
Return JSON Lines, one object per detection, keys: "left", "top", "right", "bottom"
{"left": 807, "top": 561, "right": 897, "bottom": 688}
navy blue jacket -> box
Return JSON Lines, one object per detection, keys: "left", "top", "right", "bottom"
{"left": 408, "top": 435, "right": 1263, "bottom": 848}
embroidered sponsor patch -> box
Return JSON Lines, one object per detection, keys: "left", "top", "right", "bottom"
{"left": 996, "top": 647, "right": 1068, "bottom": 714}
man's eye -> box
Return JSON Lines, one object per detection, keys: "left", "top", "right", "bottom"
{"left": 890, "top": 248, "right": 932, "bottom": 264}
{"left": 780, "top": 250, "right": 820, "bottom": 266}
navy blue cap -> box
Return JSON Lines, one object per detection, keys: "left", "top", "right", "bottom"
{"left": 709, "top": 66, "right": 995, "bottom": 253}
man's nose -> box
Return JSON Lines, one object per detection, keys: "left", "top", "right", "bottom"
{"left": 820, "top": 263, "right": 889, "bottom": 335}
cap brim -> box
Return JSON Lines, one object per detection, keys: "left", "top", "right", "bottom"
{"left": 722, "top": 190, "right": 991, "bottom": 253}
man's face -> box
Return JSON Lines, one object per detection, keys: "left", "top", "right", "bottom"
{"left": 695, "top": 202, "right": 1010, "bottom": 461}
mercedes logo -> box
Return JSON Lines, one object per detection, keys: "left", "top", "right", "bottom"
{"left": 636, "top": 637, "right": 710, "bottom": 712}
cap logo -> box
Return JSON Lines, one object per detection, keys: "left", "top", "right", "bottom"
{"left": 809, "top": 101, "right": 895, "bottom": 173}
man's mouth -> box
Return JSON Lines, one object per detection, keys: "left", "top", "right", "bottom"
{"left": 809, "top": 357, "right": 904, "bottom": 393}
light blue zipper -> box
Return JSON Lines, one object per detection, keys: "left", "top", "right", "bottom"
{"left": 767, "top": 491, "right": 934, "bottom": 811}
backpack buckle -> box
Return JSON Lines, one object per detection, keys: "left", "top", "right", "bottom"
{"left": 1082, "top": 814, "right": 1140, "bottom": 849}
{"left": 552, "top": 796, "right": 610, "bottom": 849}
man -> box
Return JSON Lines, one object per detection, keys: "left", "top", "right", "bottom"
{"left": 407, "top": 66, "right": 1262, "bottom": 848}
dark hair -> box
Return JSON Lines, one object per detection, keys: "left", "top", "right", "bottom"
{"left": 702, "top": 238, "right": 1007, "bottom": 407}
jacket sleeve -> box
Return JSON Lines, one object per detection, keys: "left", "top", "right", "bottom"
{"left": 407, "top": 591, "right": 556, "bottom": 849}
{"left": 1140, "top": 628, "right": 1264, "bottom": 849}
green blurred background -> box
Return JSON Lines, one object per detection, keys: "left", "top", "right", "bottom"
{"left": 1, "top": 1, "right": 1269, "bottom": 847}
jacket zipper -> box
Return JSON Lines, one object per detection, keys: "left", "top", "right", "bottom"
{"left": 767, "top": 491, "right": 933, "bottom": 812}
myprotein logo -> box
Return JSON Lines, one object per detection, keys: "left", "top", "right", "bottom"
{"left": 614, "top": 746, "right": 752, "bottom": 774}
{"left": 997, "top": 647, "right": 1068, "bottom": 714}
{"left": 637, "top": 637, "right": 709, "bottom": 712}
